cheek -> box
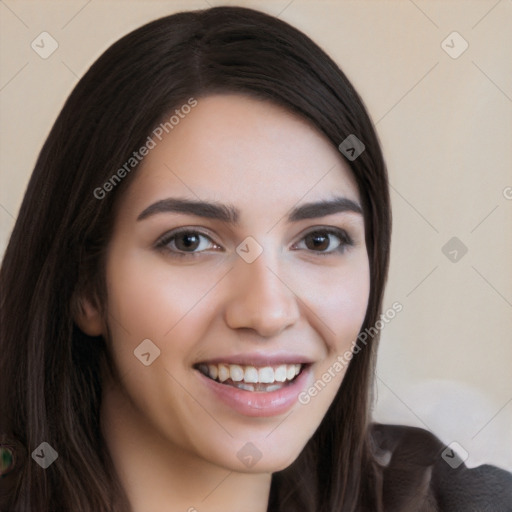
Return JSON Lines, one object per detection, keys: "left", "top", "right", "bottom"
{"left": 328, "top": 269, "right": 370, "bottom": 350}
{"left": 294, "top": 256, "right": 370, "bottom": 351}
{"left": 103, "top": 248, "right": 226, "bottom": 371}
{"left": 293, "top": 256, "right": 370, "bottom": 408}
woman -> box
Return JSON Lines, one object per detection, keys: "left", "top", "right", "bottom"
{"left": 0, "top": 6, "right": 510, "bottom": 512}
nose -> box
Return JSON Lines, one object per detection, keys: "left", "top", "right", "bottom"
{"left": 223, "top": 254, "right": 300, "bottom": 338}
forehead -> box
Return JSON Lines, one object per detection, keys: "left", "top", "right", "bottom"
{"left": 120, "top": 94, "right": 360, "bottom": 217}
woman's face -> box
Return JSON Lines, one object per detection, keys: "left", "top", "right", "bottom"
{"left": 101, "top": 94, "right": 370, "bottom": 472}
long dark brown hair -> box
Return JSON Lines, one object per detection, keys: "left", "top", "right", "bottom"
{"left": 0, "top": 6, "right": 391, "bottom": 511}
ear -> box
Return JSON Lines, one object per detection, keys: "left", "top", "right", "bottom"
{"left": 72, "top": 294, "right": 104, "bottom": 337}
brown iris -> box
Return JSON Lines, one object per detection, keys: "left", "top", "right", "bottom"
{"left": 174, "top": 233, "right": 201, "bottom": 252}
{"left": 304, "top": 231, "right": 331, "bottom": 251}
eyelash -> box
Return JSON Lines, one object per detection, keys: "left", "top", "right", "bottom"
{"left": 292, "top": 228, "right": 354, "bottom": 255}
{"left": 155, "top": 228, "right": 221, "bottom": 258}
{"left": 155, "top": 227, "right": 354, "bottom": 258}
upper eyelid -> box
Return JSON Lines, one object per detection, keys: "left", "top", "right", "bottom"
{"left": 155, "top": 227, "right": 218, "bottom": 245}
{"left": 291, "top": 227, "right": 353, "bottom": 248}
{"left": 292, "top": 225, "right": 353, "bottom": 242}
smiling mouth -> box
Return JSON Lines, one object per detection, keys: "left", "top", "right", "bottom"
{"left": 196, "top": 362, "right": 305, "bottom": 392}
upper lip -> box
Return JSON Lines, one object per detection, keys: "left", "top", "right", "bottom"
{"left": 195, "top": 352, "right": 315, "bottom": 367}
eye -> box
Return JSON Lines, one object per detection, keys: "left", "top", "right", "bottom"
{"left": 292, "top": 228, "right": 353, "bottom": 254}
{"left": 156, "top": 229, "right": 221, "bottom": 256}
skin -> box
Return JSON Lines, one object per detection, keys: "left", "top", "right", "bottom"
{"left": 77, "top": 94, "right": 370, "bottom": 512}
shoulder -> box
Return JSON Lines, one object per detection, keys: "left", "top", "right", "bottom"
{"left": 369, "top": 423, "right": 512, "bottom": 512}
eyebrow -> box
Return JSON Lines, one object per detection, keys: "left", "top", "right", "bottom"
{"left": 137, "top": 198, "right": 239, "bottom": 223}
{"left": 136, "top": 196, "right": 362, "bottom": 223}
{"left": 288, "top": 197, "right": 362, "bottom": 221}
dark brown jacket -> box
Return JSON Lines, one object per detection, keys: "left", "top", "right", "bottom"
{"left": 371, "top": 424, "right": 512, "bottom": 511}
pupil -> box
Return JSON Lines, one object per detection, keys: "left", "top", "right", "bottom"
{"left": 177, "top": 233, "right": 200, "bottom": 251}
{"left": 307, "top": 233, "right": 329, "bottom": 251}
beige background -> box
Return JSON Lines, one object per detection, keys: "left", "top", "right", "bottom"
{"left": 1, "top": 0, "right": 511, "bottom": 470}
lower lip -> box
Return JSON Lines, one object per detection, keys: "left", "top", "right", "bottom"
{"left": 197, "top": 366, "right": 312, "bottom": 417}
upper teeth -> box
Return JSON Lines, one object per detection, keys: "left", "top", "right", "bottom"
{"left": 198, "top": 363, "right": 302, "bottom": 384}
